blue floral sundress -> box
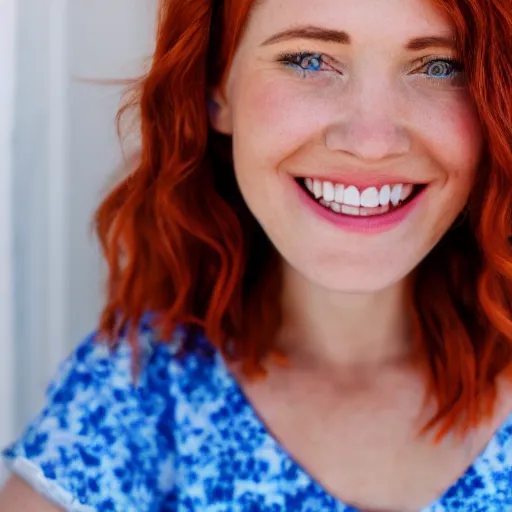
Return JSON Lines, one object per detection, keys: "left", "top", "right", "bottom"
{"left": 2, "top": 321, "right": 512, "bottom": 511}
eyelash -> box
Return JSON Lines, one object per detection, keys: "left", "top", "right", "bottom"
{"left": 276, "top": 51, "right": 464, "bottom": 85}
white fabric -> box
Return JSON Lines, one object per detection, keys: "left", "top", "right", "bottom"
{"left": 2, "top": 456, "right": 94, "bottom": 511}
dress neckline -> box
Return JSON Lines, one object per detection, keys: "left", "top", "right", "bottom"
{"left": 212, "top": 349, "right": 512, "bottom": 512}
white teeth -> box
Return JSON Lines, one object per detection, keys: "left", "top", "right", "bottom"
{"left": 313, "top": 179, "right": 323, "bottom": 199}
{"left": 342, "top": 205, "right": 360, "bottom": 216}
{"left": 344, "top": 186, "right": 360, "bottom": 207}
{"left": 360, "top": 187, "right": 380, "bottom": 208}
{"left": 390, "top": 184, "right": 403, "bottom": 206}
{"left": 303, "top": 177, "right": 415, "bottom": 215}
{"left": 379, "top": 185, "right": 391, "bottom": 206}
{"left": 334, "top": 184, "right": 345, "bottom": 203}
{"left": 323, "top": 181, "right": 335, "bottom": 202}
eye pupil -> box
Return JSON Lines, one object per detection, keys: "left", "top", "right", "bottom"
{"left": 428, "top": 61, "right": 453, "bottom": 77}
{"left": 302, "top": 55, "right": 322, "bottom": 71}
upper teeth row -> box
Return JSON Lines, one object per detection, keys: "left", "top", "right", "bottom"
{"left": 304, "top": 178, "right": 410, "bottom": 208}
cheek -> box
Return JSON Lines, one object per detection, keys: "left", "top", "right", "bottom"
{"left": 231, "top": 76, "right": 328, "bottom": 165}
{"left": 415, "top": 91, "right": 483, "bottom": 185}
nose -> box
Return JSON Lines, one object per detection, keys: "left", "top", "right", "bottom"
{"left": 324, "top": 83, "right": 411, "bottom": 163}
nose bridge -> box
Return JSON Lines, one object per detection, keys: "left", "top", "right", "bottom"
{"left": 324, "top": 73, "right": 411, "bottom": 162}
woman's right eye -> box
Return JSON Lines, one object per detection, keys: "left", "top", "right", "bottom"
{"left": 277, "top": 52, "right": 338, "bottom": 78}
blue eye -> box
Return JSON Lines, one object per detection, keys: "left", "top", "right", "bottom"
{"left": 277, "top": 52, "right": 332, "bottom": 77}
{"left": 421, "top": 58, "right": 464, "bottom": 84}
{"left": 300, "top": 55, "right": 322, "bottom": 71}
{"left": 426, "top": 60, "right": 454, "bottom": 77}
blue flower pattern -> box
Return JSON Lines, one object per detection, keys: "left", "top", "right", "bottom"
{"left": 2, "top": 323, "right": 512, "bottom": 511}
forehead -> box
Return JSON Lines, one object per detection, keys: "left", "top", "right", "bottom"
{"left": 246, "top": 0, "right": 454, "bottom": 46}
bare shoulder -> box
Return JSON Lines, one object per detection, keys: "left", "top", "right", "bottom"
{"left": 0, "top": 474, "right": 63, "bottom": 511}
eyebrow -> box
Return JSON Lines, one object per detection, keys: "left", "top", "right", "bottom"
{"left": 261, "top": 25, "right": 457, "bottom": 51}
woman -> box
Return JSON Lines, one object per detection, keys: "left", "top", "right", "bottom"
{"left": 1, "top": 0, "right": 511, "bottom": 510}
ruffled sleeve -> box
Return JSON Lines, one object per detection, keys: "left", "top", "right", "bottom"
{"left": 1, "top": 329, "right": 177, "bottom": 512}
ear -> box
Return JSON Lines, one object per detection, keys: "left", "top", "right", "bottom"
{"left": 208, "top": 88, "right": 233, "bottom": 135}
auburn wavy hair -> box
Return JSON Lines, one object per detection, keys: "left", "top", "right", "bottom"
{"left": 94, "top": 0, "right": 512, "bottom": 440}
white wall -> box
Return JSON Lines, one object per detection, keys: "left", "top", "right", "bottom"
{"left": 5, "top": 0, "right": 156, "bottom": 440}
{"left": 0, "top": 0, "right": 17, "bottom": 463}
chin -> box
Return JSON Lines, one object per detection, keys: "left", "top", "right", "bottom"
{"left": 288, "top": 256, "right": 415, "bottom": 295}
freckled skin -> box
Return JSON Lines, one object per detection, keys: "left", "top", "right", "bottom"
{"left": 213, "top": 0, "right": 483, "bottom": 293}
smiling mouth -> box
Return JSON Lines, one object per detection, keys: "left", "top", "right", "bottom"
{"left": 296, "top": 177, "right": 426, "bottom": 217}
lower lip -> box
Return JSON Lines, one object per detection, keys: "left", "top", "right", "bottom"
{"left": 295, "top": 180, "right": 427, "bottom": 234}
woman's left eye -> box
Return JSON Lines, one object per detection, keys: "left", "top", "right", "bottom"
{"left": 417, "top": 57, "right": 464, "bottom": 83}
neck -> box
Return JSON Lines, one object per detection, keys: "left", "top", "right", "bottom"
{"left": 277, "top": 263, "right": 415, "bottom": 371}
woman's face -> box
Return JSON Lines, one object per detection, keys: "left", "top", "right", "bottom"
{"left": 212, "top": 0, "right": 483, "bottom": 293}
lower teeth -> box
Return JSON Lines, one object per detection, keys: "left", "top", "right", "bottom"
{"left": 319, "top": 199, "right": 397, "bottom": 217}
